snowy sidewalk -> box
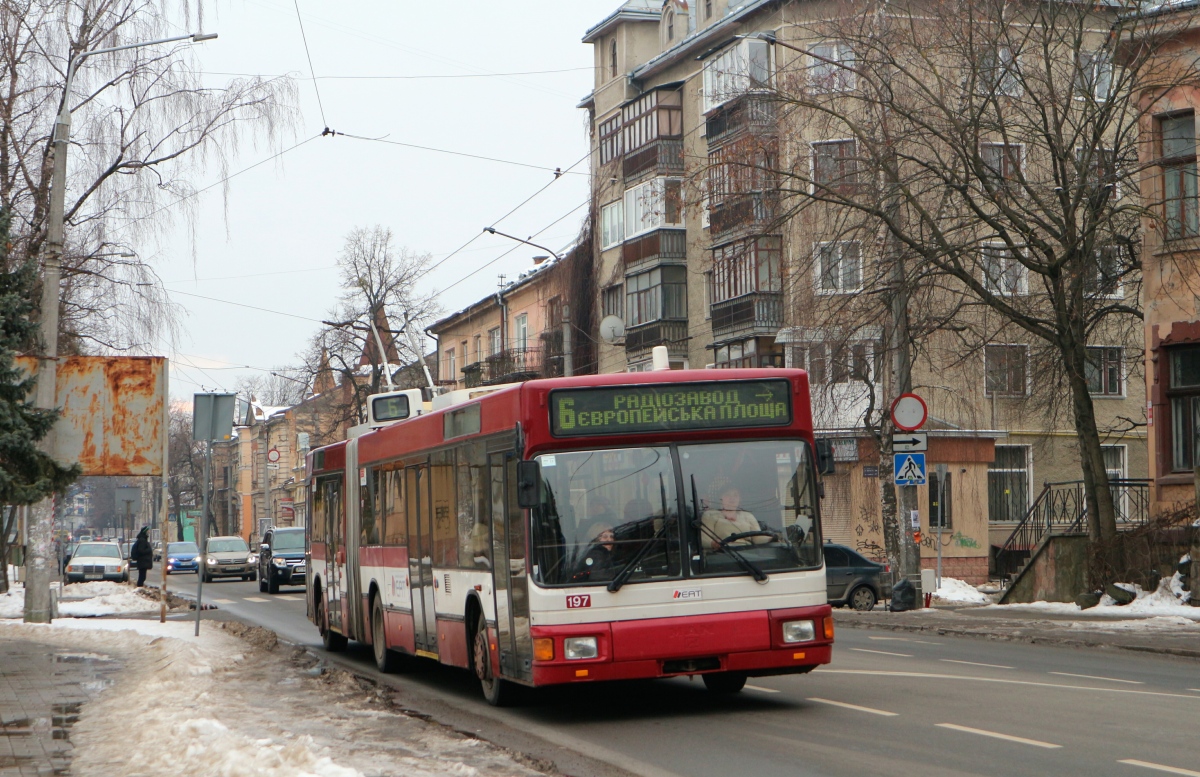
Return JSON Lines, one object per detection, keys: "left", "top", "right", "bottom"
{"left": 0, "top": 584, "right": 549, "bottom": 777}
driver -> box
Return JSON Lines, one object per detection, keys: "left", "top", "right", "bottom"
{"left": 570, "top": 522, "right": 616, "bottom": 582}
{"left": 700, "top": 486, "right": 771, "bottom": 550}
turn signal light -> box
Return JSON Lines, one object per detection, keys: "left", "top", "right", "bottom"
{"left": 533, "top": 638, "right": 554, "bottom": 662}
{"left": 823, "top": 617, "right": 835, "bottom": 641}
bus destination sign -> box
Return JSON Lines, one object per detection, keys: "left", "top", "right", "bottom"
{"left": 549, "top": 379, "right": 792, "bottom": 437}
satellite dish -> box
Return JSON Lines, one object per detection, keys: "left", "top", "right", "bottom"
{"left": 599, "top": 315, "right": 626, "bottom": 344}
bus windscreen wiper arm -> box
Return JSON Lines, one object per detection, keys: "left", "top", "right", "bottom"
{"left": 607, "top": 517, "right": 670, "bottom": 593}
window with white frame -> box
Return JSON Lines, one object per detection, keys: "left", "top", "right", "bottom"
{"left": 988, "top": 445, "right": 1030, "bottom": 521}
{"left": 981, "top": 142, "right": 1023, "bottom": 189}
{"left": 624, "top": 178, "right": 683, "bottom": 238}
{"left": 488, "top": 327, "right": 501, "bottom": 357}
{"left": 812, "top": 139, "right": 859, "bottom": 192}
{"left": 712, "top": 236, "right": 782, "bottom": 302}
{"left": 601, "top": 284, "right": 624, "bottom": 318}
{"left": 599, "top": 113, "right": 622, "bottom": 165}
{"left": 621, "top": 89, "right": 683, "bottom": 153}
{"left": 473, "top": 334, "right": 482, "bottom": 362}
{"left": 1086, "top": 346, "right": 1123, "bottom": 396}
{"left": 792, "top": 341, "right": 875, "bottom": 384}
{"left": 1101, "top": 444, "right": 1126, "bottom": 481}
{"left": 600, "top": 200, "right": 625, "bottom": 249}
{"left": 981, "top": 244, "right": 1028, "bottom": 295}
{"left": 1075, "top": 50, "right": 1113, "bottom": 101}
{"left": 445, "top": 348, "right": 456, "bottom": 382}
{"left": 985, "top": 344, "right": 1028, "bottom": 396}
{"left": 979, "top": 45, "right": 1021, "bottom": 97}
{"left": 626, "top": 266, "right": 687, "bottom": 327}
{"left": 514, "top": 313, "right": 528, "bottom": 351}
{"left": 808, "top": 41, "right": 855, "bottom": 92}
{"left": 815, "top": 241, "right": 862, "bottom": 293}
{"left": 702, "top": 38, "right": 771, "bottom": 113}
{"left": 1089, "top": 245, "right": 1125, "bottom": 298}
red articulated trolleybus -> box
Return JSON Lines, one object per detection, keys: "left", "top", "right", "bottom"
{"left": 305, "top": 369, "right": 832, "bottom": 705}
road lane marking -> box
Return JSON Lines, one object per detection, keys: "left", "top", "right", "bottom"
{"left": 935, "top": 723, "right": 1060, "bottom": 749}
{"left": 808, "top": 697, "right": 898, "bottom": 716}
{"left": 868, "top": 636, "right": 938, "bottom": 645}
{"left": 243, "top": 597, "right": 269, "bottom": 602}
{"left": 209, "top": 599, "right": 234, "bottom": 604}
{"left": 1188, "top": 689, "right": 1200, "bottom": 693}
{"left": 941, "top": 659, "right": 1013, "bottom": 670}
{"left": 1049, "top": 672, "right": 1143, "bottom": 685}
{"left": 849, "top": 648, "right": 912, "bottom": 657}
{"left": 1119, "top": 759, "right": 1200, "bottom": 776}
{"left": 745, "top": 685, "right": 780, "bottom": 694}
{"left": 821, "top": 669, "right": 1200, "bottom": 701}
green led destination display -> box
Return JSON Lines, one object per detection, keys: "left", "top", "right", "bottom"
{"left": 549, "top": 379, "right": 792, "bottom": 437}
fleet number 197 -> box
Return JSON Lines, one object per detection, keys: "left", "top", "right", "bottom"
{"left": 566, "top": 594, "right": 591, "bottom": 609}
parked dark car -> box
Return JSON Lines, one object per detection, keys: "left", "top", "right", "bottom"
{"left": 824, "top": 543, "right": 891, "bottom": 611}
{"left": 257, "top": 527, "right": 306, "bottom": 594}
{"left": 164, "top": 541, "right": 200, "bottom": 574}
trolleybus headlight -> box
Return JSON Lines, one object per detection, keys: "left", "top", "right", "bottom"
{"left": 564, "top": 636, "right": 598, "bottom": 660}
{"left": 782, "top": 620, "right": 816, "bottom": 643}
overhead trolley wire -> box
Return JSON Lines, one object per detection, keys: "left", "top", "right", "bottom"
{"left": 292, "top": 0, "right": 329, "bottom": 128}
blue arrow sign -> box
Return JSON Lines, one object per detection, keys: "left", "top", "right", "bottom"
{"left": 894, "top": 452, "right": 927, "bottom": 486}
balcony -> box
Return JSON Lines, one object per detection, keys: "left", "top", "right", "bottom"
{"left": 462, "top": 348, "right": 544, "bottom": 387}
{"left": 710, "top": 292, "right": 784, "bottom": 340}
{"left": 706, "top": 96, "right": 777, "bottom": 149}
{"left": 625, "top": 320, "right": 689, "bottom": 356}
{"left": 709, "top": 192, "right": 778, "bottom": 240}
{"left": 622, "top": 228, "right": 687, "bottom": 274}
{"left": 623, "top": 138, "right": 684, "bottom": 183}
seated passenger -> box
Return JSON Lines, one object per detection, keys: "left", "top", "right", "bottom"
{"left": 570, "top": 523, "right": 616, "bottom": 583}
{"left": 700, "top": 487, "right": 773, "bottom": 550}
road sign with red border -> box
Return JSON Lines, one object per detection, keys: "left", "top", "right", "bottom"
{"left": 890, "top": 393, "right": 928, "bottom": 431}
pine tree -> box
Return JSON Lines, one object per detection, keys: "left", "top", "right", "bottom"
{"left": 0, "top": 208, "right": 78, "bottom": 593}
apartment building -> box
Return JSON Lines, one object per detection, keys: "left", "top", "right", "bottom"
{"left": 580, "top": 0, "right": 1149, "bottom": 581}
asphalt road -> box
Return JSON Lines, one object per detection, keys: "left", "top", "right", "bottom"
{"left": 192, "top": 578, "right": 1200, "bottom": 777}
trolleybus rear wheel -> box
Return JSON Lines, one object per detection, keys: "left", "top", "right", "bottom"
{"left": 473, "top": 612, "right": 514, "bottom": 706}
{"left": 372, "top": 595, "right": 402, "bottom": 673}
{"left": 318, "top": 593, "right": 347, "bottom": 652}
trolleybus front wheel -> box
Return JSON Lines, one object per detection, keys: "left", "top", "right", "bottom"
{"left": 473, "top": 612, "right": 514, "bottom": 706}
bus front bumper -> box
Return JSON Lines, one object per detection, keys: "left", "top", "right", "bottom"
{"left": 529, "top": 604, "right": 833, "bottom": 686}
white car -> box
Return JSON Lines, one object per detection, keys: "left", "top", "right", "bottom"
{"left": 64, "top": 541, "right": 129, "bottom": 584}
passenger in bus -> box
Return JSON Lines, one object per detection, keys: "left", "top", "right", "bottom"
{"left": 571, "top": 523, "right": 615, "bottom": 583}
{"left": 576, "top": 495, "right": 615, "bottom": 549}
{"left": 700, "top": 487, "right": 772, "bottom": 550}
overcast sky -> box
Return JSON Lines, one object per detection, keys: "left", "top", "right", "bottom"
{"left": 156, "top": 0, "right": 615, "bottom": 400}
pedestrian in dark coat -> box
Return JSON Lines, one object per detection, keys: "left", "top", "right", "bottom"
{"left": 132, "top": 527, "right": 154, "bottom": 587}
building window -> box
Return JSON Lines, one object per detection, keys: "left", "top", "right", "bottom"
{"left": 707, "top": 140, "right": 776, "bottom": 209}
{"left": 621, "top": 89, "right": 682, "bottom": 154}
{"left": 624, "top": 177, "right": 683, "bottom": 238}
{"left": 488, "top": 327, "right": 501, "bottom": 357}
{"left": 610, "top": 39, "right": 618, "bottom": 80}
{"left": 981, "top": 142, "right": 1022, "bottom": 189}
{"left": 714, "top": 338, "right": 757, "bottom": 368}
{"left": 1077, "top": 146, "right": 1118, "bottom": 196}
{"left": 980, "top": 45, "right": 1021, "bottom": 97}
{"left": 705, "top": 0, "right": 712, "bottom": 19}
{"left": 981, "top": 244, "right": 1028, "bottom": 295}
{"left": 1086, "top": 347, "right": 1123, "bottom": 396}
{"left": 666, "top": 10, "right": 674, "bottom": 41}
{"left": 602, "top": 284, "right": 624, "bottom": 318}
{"left": 1169, "top": 345, "right": 1200, "bottom": 471}
{"left": 703, "top": 271, "right": 713, "bottom": 319}
{"left": 793, "top": 342, "right": 873, "bottom": 384}
{"left": 712, "top": 236, "right": 782, "bottom": 302}
{"left": 988, "top": 445, "right": 1030, "bottom": 522}
{"left": 514, "top": 313, "right": 528, "bottom": 351}
{"left": 1076, "top": 50, "right": 1113, "bottom": 101}
{"left": 601, "top": 200, "right": 625, "bottom": 249}
{"left": 928, "top": 469, "right": 952, "bottom": 529}
{"left": 815, "top": 241, "right": 862, "bottom": 293}
{"left": 702, "top": 38, "right": 771, "bottom": 113}
{"left": 599, "top": 113, "right": 622, "bottom": 165}
{"left": 626, "top": 266, "right": 687, "bottom": 327}
{"left": 1102, "top": 445, "right": 1126, "bottom": 481}
{"left": 808, "top": 41, "right": 855, "bottom": 92}
{"left": 812, "top": 140, "right": 859, "bottom": 192}
{"left": 1090, "top": 245, "right": 1124, "bottom": 299}
{"left": 1160, "top": 113, "right": 1198, "bottom": 241}
{"left": 985, "top": 344, "right": 1028, "bottom": 396}
{"left": 473, "top": 334, "right": 481, "bottom": 362}
{"left": 445, "top": 348, "right": 456, "bottom": 382}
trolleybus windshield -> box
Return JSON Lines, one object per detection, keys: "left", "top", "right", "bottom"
{"left": 530, "top": 440, "right": 821, "bottom": 587}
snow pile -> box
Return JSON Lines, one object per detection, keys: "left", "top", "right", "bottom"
{"left": 0, "top": 581, "right": 161, "bottom": 619}
{"left": 989, "top": 575, "right": 1200, "bottom": 621}
{"left": 176, "top": 718, "right": 362, "bottom": 777}
{"left": 932, "top": 577, "right": 992, "bottom": 605}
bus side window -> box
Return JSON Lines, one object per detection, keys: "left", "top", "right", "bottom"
{"left": 431, "top": 451, "right": 458, "bottom": 567}
{"left": 311, "top": 480, "right": 326, "bottom": 542}
{"left": 456, "top": 442, "right": 490, "bottom": 570}
{"left": 361, "top": 467, "right": 380, "bottom": 546}
{"left": 382, "top": 467, "right": 407, "bottom": 546}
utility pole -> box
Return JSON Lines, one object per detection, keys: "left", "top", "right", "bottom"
{"left": 24, "top": 31, "right": 217, "bottom": 624}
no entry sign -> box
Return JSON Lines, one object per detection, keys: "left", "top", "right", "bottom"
{"left": 890, "top": 393, "right": 928, "bottom": 431}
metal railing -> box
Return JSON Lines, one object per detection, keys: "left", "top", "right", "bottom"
{"left": 461, "top": 348, "right": 544, "bottom": 387}
{"left": 994, "top": 479, "right": 1151, "bottom": 581}
{"left": 710, "top": 291, "right": 783, "bottom": 339}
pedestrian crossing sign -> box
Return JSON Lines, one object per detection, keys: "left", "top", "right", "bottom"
{"left": 894, "top": 453, "right": 927, "bottom": 486}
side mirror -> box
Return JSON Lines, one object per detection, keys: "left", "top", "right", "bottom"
{"left": 516, "top": 460, "right": 541, "bottom": 509}
{"left": 815, "top": 439, "right": 836, "bottom": 476}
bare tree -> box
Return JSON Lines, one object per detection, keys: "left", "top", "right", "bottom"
{"left": 167, "top": 406, "right": 204, "bottom": 535}
{"left": 233, "top": 371, "right": 308, "bottom": 408}
{"left": 743, "top": 0, "right": 1186, "bottom": 566}
{"left": 0, "top": 0, "right": 295, "bottom": 353}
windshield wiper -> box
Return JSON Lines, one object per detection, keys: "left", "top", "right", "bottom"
{"left": 691, "top": 475, "right": 769, "bottom": 584}
{"left": 607, "top": 473, "right": 672, "bottom": 593}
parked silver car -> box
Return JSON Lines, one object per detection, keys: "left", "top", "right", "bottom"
{"left": 201, "top": 536, "right": 256, "bottom": 583}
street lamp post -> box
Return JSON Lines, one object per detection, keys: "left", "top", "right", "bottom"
{"left": 481, "top": 227, "right": 573, "bottom": 377}
{"left": 24, "top": 31, "right": 218, "bottom": 624}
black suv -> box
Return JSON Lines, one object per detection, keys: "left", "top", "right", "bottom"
{"left": 257, "top": 527, "right": 307, "bottom": 594}
{"left": 824, "top": 543, "right": 892, "bottom": 611}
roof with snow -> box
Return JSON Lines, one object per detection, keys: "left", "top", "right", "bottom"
{"left": 583, "top": 0, "right": 662, "bottom": 42}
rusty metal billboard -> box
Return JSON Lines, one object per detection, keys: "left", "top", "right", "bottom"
{"left": 18, "top": 356, "right": 167, "bottom": 476}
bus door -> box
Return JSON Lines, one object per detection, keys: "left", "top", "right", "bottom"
{"left": 489, "top": 451, "right": 532, "bottom": 681}
{"left": 317, "top": 474, "right": 345, "bottom": 633}
{"left": 406, "top": 463, "right": 438, "bottom": 655}
{"left": 344, "top": 441, "right": 364, "bottom": 642}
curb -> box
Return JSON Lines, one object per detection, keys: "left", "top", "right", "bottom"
{"left": 837, "top": 617, "right": 1200, "bottom": 659}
